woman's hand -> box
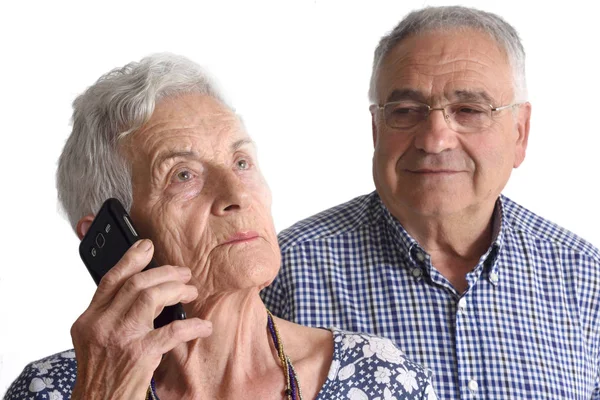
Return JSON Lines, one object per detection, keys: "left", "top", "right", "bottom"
{"left": 70, "top": 239, "right": 212, "bottom": 400}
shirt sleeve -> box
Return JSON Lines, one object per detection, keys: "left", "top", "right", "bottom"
{"left": 3, "top": 351, "right": 77, "bottom": 400}
{"left": 4, "top": 364, "right": 62, "bottom": 400}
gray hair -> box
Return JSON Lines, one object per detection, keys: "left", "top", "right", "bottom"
{"left": 57, "top": 53, "right": 230, "bottom": 231}
{"left": 368, "top": 6, "right": 527, "bottom": 103}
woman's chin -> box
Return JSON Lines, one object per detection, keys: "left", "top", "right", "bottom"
{"left": 218, "top": 253, "right": 280, "bottom": 291}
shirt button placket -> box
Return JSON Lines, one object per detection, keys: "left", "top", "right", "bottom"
{"left": 456, "top": 296, "right": 475, "bottom": 398}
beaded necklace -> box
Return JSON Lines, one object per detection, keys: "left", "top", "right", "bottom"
{"left": 145, "top": 310, "right": 303, "bottom": 400}
{"left": 266, "top": 310, "right": 303, "bottom": 400}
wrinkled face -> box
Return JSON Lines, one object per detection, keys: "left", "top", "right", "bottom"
{"left": 371, "top": 29, "right": 530, "bottom": 219}
{"left": 123, "top": 93, "right": 280, "bottom": 294}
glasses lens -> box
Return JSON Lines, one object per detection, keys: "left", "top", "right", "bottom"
{"left": 447, "top": 103, "right": 492, "bottom": 131}
{"left": 384, "top": 102, "right": 429, "bottom": 129}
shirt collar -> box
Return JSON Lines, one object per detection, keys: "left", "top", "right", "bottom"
{"left": 376, "top": 193, "right": 506, "bottom": 277}
{"left": 375, "top": 193, "right": 419, "bottom": 259}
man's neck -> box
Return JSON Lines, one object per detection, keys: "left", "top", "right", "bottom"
{"left": 394, "top": 201, "right": 497, "bottom": 294}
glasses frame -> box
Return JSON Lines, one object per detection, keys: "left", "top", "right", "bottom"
{"left": 369, "top": 101, "right": 520, "bottom": 133}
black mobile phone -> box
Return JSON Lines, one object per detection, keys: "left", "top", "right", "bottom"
{"left": 79, "top": 198, "right": 186, "bottom": 329}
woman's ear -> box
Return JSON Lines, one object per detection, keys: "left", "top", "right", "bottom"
{"left": 76, "top": 215, "right": 95, "bottom": 240}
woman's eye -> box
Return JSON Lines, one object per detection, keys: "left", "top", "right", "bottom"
{"left": 174, "top": 170, "right": 194, "bottom": 182}
{"left": 237, "top": 159, "right": 250, "bottom": 170}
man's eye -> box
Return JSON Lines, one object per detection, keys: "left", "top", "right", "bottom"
{"left": 237, "top": 159, "right": 250, "bottom": 170}
{"left": 174, "top": 170, "right": 193, "bottom": 182}
{"left": 459, "top": 108, "right": 481, "bottom": 114}
{"left": 455, "top": 104, "right": 486, "bottom": 114}
{"left": 391, "top": 105, "right": 421, "bottom": 114}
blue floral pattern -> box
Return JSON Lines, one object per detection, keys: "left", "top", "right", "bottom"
{"left": 5, "top": 330, "right": 436, "bottom": 399}
{"left": 316, "top": 329, "right": 436, "bottom": 399}
{"left": 4, "top": 350, "right": 76, "bottom": 400}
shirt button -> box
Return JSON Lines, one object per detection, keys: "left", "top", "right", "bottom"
{"left": 415, "top": 251, "right": 425, "bottom": 262}
{"left": 411, "top": 268, "right": 422, "bottom": 278}
{"left": 457, "top": 297, "right": 467, "bottom": 313}
{"left": 468, "top": 379, "right": 479, "bottom": 392}
{"left": 490, "top": 271, "right": 499, "bottom": 284}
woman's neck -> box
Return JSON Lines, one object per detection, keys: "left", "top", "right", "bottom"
{"left": 153, "top": 289, "right": 284, "bottom": 399}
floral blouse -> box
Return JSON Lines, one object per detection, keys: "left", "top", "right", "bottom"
{"left": 315, "top": 329, "right": 437, "bottom": 400}
{"left": 5, "top": 329, "right": 437, "bottom": 400}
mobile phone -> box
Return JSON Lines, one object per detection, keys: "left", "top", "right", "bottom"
{"left": 79, "top": 198, "right": 187, "bottom": 329}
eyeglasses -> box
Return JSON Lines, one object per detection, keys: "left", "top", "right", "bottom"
{"left": 369, "top": 101, "right": 520, "bottom": 133}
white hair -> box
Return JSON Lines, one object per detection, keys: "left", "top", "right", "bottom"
{"left": 368, "top": 6, "right": 528, "bottom": 103}
{"left": 57, "top": 53, "right": 230, "bottom": 231}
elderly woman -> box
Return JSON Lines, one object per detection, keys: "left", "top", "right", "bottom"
{"left": 5, "top": 54, "right": 436, "bottom": 400}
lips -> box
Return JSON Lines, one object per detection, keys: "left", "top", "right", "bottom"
{"left": 223, "top": 231, "right": 260, "bottom": 244}
{"left": 407, "top": 169, "right": 461, "bottom": 174}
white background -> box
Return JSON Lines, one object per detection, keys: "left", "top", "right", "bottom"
{"left": 1, "top": 0, "right": 599, "bottom": 395}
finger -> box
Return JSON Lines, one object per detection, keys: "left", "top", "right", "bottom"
{"left": 145, "top": 318, "right": 213, "bottom": 355}
{"left": 124, "top": 281, "right": 199, "bottom": 324}
{"left": 108, "top": 265, "right": 192, "bottom": 316}
{"left": 91, "top": 239, "right": 154, "bottom": 307}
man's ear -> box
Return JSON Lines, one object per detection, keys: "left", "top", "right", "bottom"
{"left": 76, "top": 215, "right": 95, "bottom": 240}
{"left": 513, "top": 102, "right": 532, "bottom": 168}
{"left": 371, "top": 112, "right": 378, "bottom": 147}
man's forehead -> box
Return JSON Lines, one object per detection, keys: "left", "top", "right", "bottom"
{"left": 390, "top": 28, "right": 508, "bottom": 60}
{"left": 376, "top": 29, "right": 513, "bottom": 102}
{"left": 382, "top": 35, "right": 508, "bottom": 77}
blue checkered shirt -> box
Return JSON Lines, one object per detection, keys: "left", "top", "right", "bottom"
{"left": 261, "top": 191, "right": 600, "bottom": 399}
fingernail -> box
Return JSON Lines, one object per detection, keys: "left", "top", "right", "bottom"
{"left": 136, "top": 239, "right": 152, "bottom": 251}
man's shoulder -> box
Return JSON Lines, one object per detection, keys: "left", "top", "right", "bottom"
{"left": 503, "top": 195, "right": 600, "bottom": 262}
{"left": 4, "top": 349, "right": 77, "bottom": 400}
{"left": 278, "top": 192, "right": 381, "bottom": 252}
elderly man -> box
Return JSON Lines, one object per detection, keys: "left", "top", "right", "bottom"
{"left": 262, "top": 5, "right": 600, "bottom": 399}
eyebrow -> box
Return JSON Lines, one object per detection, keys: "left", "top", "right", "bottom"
{"left": 232, "top": 138, "right": 254, "bottom": 151}
{"left": 386, "top": 89, "right": 427, "bottom": 103}
{"left": 155, "top": 138, "right": 255, "bottom": 168}
{"left": 385, "top": 89, "right": 496, "bottom": 105}
{"left": 452, "top": 90, "right": 495, "bottom": 105}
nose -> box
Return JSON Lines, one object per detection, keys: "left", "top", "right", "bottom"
{"left": 413, "top": 108, "right": 459, "bottom": 154}
{"left": 210, "top": 168, "right": 249, "bottom": 216}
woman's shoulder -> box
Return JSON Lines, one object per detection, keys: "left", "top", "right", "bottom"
{"left": 318, "top": 329, "right": 437, "bottom": 400}
{"left": 4, "top": 349, "right": 77, "bottom": 400}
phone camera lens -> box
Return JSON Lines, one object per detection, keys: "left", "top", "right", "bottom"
{"left": 95, "top": 233, "right": 105, "bottom": 248}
